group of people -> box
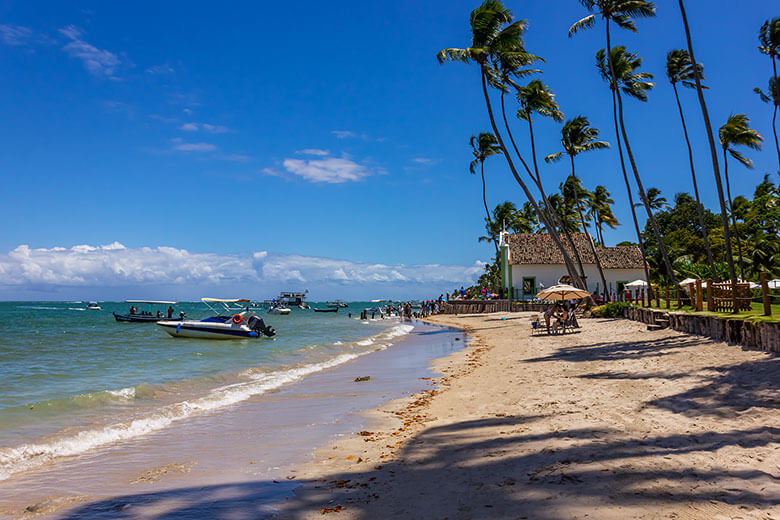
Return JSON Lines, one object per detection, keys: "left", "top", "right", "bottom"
{"left": 542, "top": 301, "right": 579, "bottom": 334}
{"left": 128, "top": 305, "right": 176, "bottom": 319}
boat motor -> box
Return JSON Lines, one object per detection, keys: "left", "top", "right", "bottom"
{"left": 248, "top": 315, "right": 276, "bottom": 337}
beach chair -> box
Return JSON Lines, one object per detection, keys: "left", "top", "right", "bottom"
{"left": 530, "top": 314, "right": 544, "bottom": 335}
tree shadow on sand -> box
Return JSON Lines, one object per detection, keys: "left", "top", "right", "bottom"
{"left": 54, "top": 415, "right": 779, "bottom": 520}
{"left": 526, "top": 335, "right": 709, "bottom": 364}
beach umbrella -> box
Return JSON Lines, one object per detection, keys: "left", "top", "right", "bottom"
{"left": 679, "top": 277, "right": 699, "bottom": 285}
{"left": 536, "top": 284, "right": 591, "bottom": 301}
{"left": 624, "top": 279, "right": 648, "bottom": 287}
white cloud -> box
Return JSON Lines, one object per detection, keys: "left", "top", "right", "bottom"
{"left": 331, "top": 130, "right": 356, "bottom": 139}
{"left": 412, "top": 157, "right": 436, "bottom": 165}
{"left": 221, "top": 153, "right": 251, "bottom": 163}
{"left": 0, "top": 244, "right": 483, "bottom": 298}
{"left": 145, "top": 63, "right": 174, "bottom": 75}
{"left": 58, "top": 25, "right": 121, "bottom": 78}
{"left": 179, "top": 122, "right": 230, "bottom": 134}
{"left": 180, "top": 122, "right": 199, "bottom": 131}
{"left": 0, "top": 24, "right": 33, "bottom": 46}
{"left": 282, "top": 156, "right": 371, "bottom": 183}
{"left": 173, "top": 140, "right": 217, "bottom": 152}
{"left": 295, "top": 148, "right": 330, "bottom": 156}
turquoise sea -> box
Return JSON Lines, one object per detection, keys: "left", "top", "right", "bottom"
{"left": 0, "top": 301, "right": 409, "bottom": 480}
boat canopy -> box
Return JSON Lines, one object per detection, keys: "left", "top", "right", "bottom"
{"left": 125, "top": 300, "right": 177, "bottom": 304}
{"left": 202, "top": 298, "right": 251, "bottom": 303}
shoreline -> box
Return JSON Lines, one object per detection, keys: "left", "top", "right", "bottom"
{"left": 274, "top": 312, "right": 780, "bottom": 519}
{"left": 0, "top": 319, "right": 467, "bottom": 519}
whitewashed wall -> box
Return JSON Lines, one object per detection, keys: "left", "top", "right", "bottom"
{"left": 510, "top": 263, "right": 645, "bottom": 299}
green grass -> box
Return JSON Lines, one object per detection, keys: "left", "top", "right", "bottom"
{"left": 641, "top": 299, "right": 780, "bottom": 323}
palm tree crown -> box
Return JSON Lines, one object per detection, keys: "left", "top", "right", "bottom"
{"left": 569, "top": 0, "right": 656, "bottom": 38}
{"left": 596, "top": 46, "right": 654, "bottom": 101}
{"left": 719, "top": 114, "right": 764, "bottom": 168}
{"left": 758, "top": 17, "right": 780, "bottom": 58}
{"left": 469, "top": 132, "right": 502, "bottom": 173}
{"left": 665, "top": 49, "right": 705, "bottom": 89}
{"left": 754, "top": 77, "right": 779, "bottom": 107}
{"left": 544, "top": 115, "right": 610, "bottom": 163}
{"left": 516, "top": 79, "right": 563, "bottom": 122}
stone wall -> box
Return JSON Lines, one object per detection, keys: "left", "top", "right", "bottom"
{"left": 623, "top": 306, "right": 780, "bottom": 353}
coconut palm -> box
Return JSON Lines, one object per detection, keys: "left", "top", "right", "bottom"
{"left": 589, "top": 185, "right": 619, "bottom": 246}
{"left": 719, "top": 114, "right": 764, "bottom": 280}
{"left": 570, "top": 0, "right": 677, "bottom": 293}
{"left": 479, "top": 200, "right": 539, "bottom": 247}
{"left": 544, "top": 115, "right": 611, "bottom": 292}
{"left": 666, "top": 49, "right": 717, "bottom": 277}
{"left": 594, "top": 46, "right": 656, "bottom": 289}
{"left": 470, "top": 132, "right": 503, "bottom": 254}
{"left": 633, "top": 187, "right": 668, "bottom": 212}
{"left": 546, "top": 193, "right": 581, "bottom": 235}
{"left": 677, "top": 0, "right": 738, "bottom": 284}
{"left": 438, "top": 0, "right": 587, "bottom": 289}
{"left": 759, "top": 17, "right": 780, "bottom": 163}
{"left": 754, "top": 77, "right": 780, "bottom": 170}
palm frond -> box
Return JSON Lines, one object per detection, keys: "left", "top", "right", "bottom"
{"left": 437, "top": 47, "right": 477, "bottom": 64}
{"left": 569, "top": 14, "right": 596, "bottom": 37}
{"left": 727, "top": 148, "right": 754, "bottom": 169}
{"left": 544, "top": 152, "right": 564, "bottom": 164}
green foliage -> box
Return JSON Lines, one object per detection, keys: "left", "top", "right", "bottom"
{"left": 592, "top": 301, "right": 632, "bottom": 318}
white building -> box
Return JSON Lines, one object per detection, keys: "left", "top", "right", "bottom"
{"left": 500, "top": 232, "right": 646, "bottom": 300}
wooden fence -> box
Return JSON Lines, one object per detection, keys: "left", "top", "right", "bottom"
{"left": 438, "top": 299, "right": 512, "bottom": 314}
{"left": 709, "top": 280, "right": 752, "bottom": 312}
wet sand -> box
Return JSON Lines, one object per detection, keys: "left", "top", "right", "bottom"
{"left": 0, "top": 321, "right": 466, "bottom": 519}
{"left": 277, "top": 312, "right": 780, "bottom": 519}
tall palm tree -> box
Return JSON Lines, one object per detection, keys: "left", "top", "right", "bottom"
{"left": 633, "top": 187, "right": 668, "bottom": 212}
{"left": 594, "top": 47, "right": 656, "bottom": 290}
{"left": 758, "top": 17, "right": 780, "bottom": 168}
{"left": 666, "top": 49, "right": 717, "bottom": 277}
{"left": 469, "top": 132, "right": 503, "bottom": 255}
{"left": 514, "top": 79, "right": 591, "bottom": 282}
{"left": 438, "top": 0, "right": 587, "bottom": 289}
{"left": 547, "top": 193, "right": 581, "bottom": 235}
{"left": 544, "top": 115, "right": 611, "bottom": 292}
{"left": 719, "top": 114, "right": 764, "bottom": 280}
{"left": 677, "top": 0, "right": 738, "bottom": 284}
{"left": 479, "top": 201, "right": 538, "bottom": 247}
{"left": 589, "top": 185, "right": 619, "bottom": 245}
{"left": 754, "top": 77, "right": 780, "bottom": 170}
{"left": 571, "top": 0, "right": 678, "bottom": 292}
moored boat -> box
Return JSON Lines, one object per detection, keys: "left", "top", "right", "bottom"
{"left": 157, "top": 298, "right": 276, "bottom": 339}
{"left": 313, "top": 306, "right": 338, "bottom": 313}
{"left": 86, "top": 301, "right": 101, "bottom": 310}
{"left": 113, "top": 300, "right": 183, "bottom": 322}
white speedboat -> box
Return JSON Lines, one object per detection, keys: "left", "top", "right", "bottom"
{"left": 86, "top": 301, "right": 101, "bottom": 310}
{"left": 268, "top": 305, "right": 291, "bottom": 315}
{"left": 157, "top": 298, "right": 275, "bottom": 339}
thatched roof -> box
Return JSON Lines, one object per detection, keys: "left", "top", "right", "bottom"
{"left": 506, "top": 233, "right": 644, "bottom": 269}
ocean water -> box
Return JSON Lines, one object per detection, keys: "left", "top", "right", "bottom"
{"left": 0, "top": 301, "right": 408, "bottom": 481}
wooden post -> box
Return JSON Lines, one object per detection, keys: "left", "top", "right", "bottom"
{"left": 665, "top": 286, "right": 670, "bottom": 309}
{"left": 706, "top": 279, "right": 713, "bottom": 312}
{"left": 655, "top": 286, "right": 660, "bottom": 308}
{"left": 676, "top": 285, "right": 681, "bottom": 308}
{"left": 761, "top": 272, "right": 772, "bottom": 316}
{"left": 695, "top": 279, "right": 703, "bottom": 311}
{"left": 731, "top": 278, "right": 739, "bottom": 314}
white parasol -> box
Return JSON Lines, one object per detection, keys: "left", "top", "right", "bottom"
{"left": 624, "top": 279, "right": 648, "bottom": 287}
{"left": 536, "top": 284, "right": 591, "bottom": 301}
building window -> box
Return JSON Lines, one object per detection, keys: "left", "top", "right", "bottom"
{"left": 521, "top": 277, "right": 536, "bottom": 298}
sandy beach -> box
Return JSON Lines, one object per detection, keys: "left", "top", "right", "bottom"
{"left": 277, "top": 312, "right": 780, "bottom": 519}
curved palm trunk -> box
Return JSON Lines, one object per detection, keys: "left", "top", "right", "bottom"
{"left": 479, "top": 67, "right": 586, "bottom": 290}
{"left": 721, "top": 148, "right": 746, "bottom": 280}
{"left": 773, "top": 56, "right": 780, "bottom": 169}
{"left": 612, "top": 89, "right": 653, "bottom": 294}
{"left": 672, "top": 83, "right": 717, "bottom": 277}
{"left": 480, "top": 161, "right": 499, "bottom": 257}
{"left": 678, "top": 0, "right": 737, "bottom": 283}
{"left": 606, "top": 22, "right": 674, "bottom": 294}
{"left": 570, "top": 155, "right": 609, "bottom": 294}
{"left": 521, "top": 112, "right": 589, "bottom": 285}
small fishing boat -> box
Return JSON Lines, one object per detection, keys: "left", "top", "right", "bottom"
{"left": 113, "top": 300, "right": 183, "bottom": 322}
{"left": 313, "top": 306, "right": 338, "bottom": 313}
{"left": 86, "top": 302, "right": 101, "bottom": 310}
{"left": 326, "top": 300, "right": 349, "bottom": 308}
{"left": 157, "top": 298, "right": 276, "bottom": 339}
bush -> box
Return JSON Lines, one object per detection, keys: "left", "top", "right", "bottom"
{"left": 592, "top": 302, "right": 632, "bottom": 318}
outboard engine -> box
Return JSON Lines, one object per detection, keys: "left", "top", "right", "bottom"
{"left": 248, "top": 315, "right": 276, "bottom": 337}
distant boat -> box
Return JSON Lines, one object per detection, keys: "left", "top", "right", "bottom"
{"left": 86, "top": 302, "right": 101, "bottom": 310}
{"left": 267, "top": 305, "right": 291, "bottom": 315}
{"left": 157, "top": 298, "right": 275, "bottom": 339}
{"left": 113, "top": 300, "right": 183, "bottom": 323}
{"left": 313, "top": 307, "right": 338, "bottom": 313}
{"left": 326, "top": 300, "right": 348, "bottom": 308}
{"left": 279, "top": 291, "right": 309, "bottom": 309}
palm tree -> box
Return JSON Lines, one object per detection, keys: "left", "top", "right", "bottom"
{"left": 470, "top": 132, "right": 503, "bottom": 255}
{"left": 594, "top": 46, "right": 656, "bottom": 290}
{"left": 438, "top": 0, "right": 587, "bottom": 289}
{"left": 677, "top": 0, "right": 738, "bottom": 284}
{"left": 589, "top": 185, "right": 619, "bottom": 246}
{"left": 719, "top": 114, "right": 764, "bottom": 280}
{"left": 479, "top": 201, "right": 540, "bottom": 247}
{"left": 544, "top": 115, "right": 611, "bottom": 293}
{"left": 546, "top": 193, "right": 581, "bottom": 234}
{"left": 758, "top": 17, "right": 780, "bottom": 168}
{"left": 633, "top": 187, "right": 668, "bottom": 212}
{"left": 571, "top": 0, "right": 678, "bottom": 292}
{"left": 666, "top": 49, "right": 717, "bottom": 277}
{"left": 754, "top": 77, "right": 780, "bottom": 170}
{"left": 514, "top": 79, "right": 591, "bottom": 282}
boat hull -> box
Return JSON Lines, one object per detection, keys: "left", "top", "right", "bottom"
{"left": 114, "top": 312, "right": 183, "bottom": 323}
{"left": 157, "top": 320, "right": 260, "bottom": 339}
{"left": 313, "top": 307, "right": 338, "bottom": 313}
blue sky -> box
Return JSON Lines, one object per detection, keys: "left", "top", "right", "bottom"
{"left": 0, "top": 1, "right": 777, "bottom": 300}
